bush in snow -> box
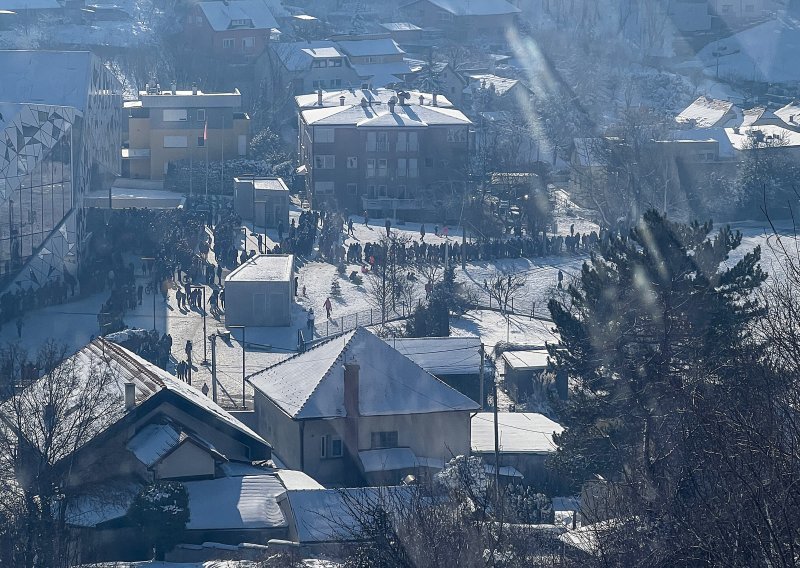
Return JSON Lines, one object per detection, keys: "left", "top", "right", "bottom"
{"left": 128, "top": 481, "right": 189, "bottom": 560}
{"left": 330, "top": 278, "right": 342, "bottom": 297}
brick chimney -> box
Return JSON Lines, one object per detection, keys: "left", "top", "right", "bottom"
{"left": 317, "top": 88, "right": 323, "bottom": 106}
{"left": 340, "top": 95, "right": 346, "bottom": 106}
{"left": 343, "top": 361, "right": 360, "bottom": 478}
{"left": 432, "top": 93, "right": 438, "bottom": 107}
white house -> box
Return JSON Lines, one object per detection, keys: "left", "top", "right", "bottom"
{"left": 248, "top": 327, "right": 480, "bottom": 485}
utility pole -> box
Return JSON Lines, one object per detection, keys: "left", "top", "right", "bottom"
{"left": 210, "top": 333, "right": 218, "bottom": 403}
{"left": 479, "top": 342, "right": 485, "bottom": 410}
{"left": 461, "top": 227, "right": 466, "bottom": 270}
{"left": 493, "top": 371, "right": 501, "bottom": 499}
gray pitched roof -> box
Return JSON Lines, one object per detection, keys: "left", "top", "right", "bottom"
{"left": 248, "top": 327, "right": 479, "bottom": 419}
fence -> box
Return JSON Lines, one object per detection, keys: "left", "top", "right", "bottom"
{"left": 310, "top": 302, "right": 418, "bottom": 342}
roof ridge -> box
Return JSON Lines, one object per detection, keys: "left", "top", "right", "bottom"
{"left": 248, "top": 329, "right": 355, "bottom": 382}
{"left": 294, "top": 328, "right": 362, "bottom": 418}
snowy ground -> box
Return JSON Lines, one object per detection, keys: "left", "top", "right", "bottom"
{"left": 7, "top": 216, "right": 793, "bottom": 410}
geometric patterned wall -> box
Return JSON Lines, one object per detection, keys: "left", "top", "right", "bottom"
{"left": 0, "top": 54, "right": 122, "bottom": 293}
{"left": 0, "top": 103, "right": 81, "bottom": 291}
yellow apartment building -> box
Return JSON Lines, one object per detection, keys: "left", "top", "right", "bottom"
{"left": 123, "top": 83, "right": 250, "bottom": 180}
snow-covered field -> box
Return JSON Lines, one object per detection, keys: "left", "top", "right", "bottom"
{"left": 4, "top": 215, "right": 794, "bottom": 410}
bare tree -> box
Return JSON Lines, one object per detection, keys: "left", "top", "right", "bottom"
{"left": 0, "top": 341, "right": 124, "bottom": 568}
{"left": 486, "top": 271, "right": 528, "bottom": 314}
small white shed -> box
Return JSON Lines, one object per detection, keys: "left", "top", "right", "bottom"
{"left": 224, "top": 254, "right": 294, "bottom": 327}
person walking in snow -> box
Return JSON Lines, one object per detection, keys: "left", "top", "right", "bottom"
{"left": 420, "top": 224, "right": 426, "bottom": 242}
{"left": 385, "top": 218, "right": 391, "bottom": 237}
{"left": 324, "top": 297, "right": 332, "bottom": 319}
{"left": 348, "top": 218, "right": 354, "bottom": 236}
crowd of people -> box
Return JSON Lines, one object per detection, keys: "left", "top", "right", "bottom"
{"left": 0, "top": 275, "right": 76, "bottom": 331}
{"left": 346, "top": 226, "right": 604, "bottom": 268}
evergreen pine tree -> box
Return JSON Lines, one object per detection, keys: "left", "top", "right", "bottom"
{"left": 547, "top": 210, "right": 766, "bottom": 495}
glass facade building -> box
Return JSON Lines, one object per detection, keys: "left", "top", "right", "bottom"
{"left": 0, "top": 51, "right": 121, "bottom": 291}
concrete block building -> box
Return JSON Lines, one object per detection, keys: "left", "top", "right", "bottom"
{"left": 224, "top": 254, "right": 294, "bottom": 327}
{"left": 233, "top": 176, "right": 289, "bottom": 230}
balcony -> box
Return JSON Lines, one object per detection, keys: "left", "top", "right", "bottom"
{"left": 362, "top": 197, "right": 425, "bottom": 211}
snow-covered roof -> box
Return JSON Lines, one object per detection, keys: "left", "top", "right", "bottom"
{"left": 271, "top": 41, "right": 341, "bottom": 72}
{"left": 253, "top": 177, "right": 290, "bottom": 192}
{"left": 0, "top": 0, "right": 60, "bottom": 8}
{"left": 25, "top": 339, "right": 268, "bottom": 455}
{"left": 725, "top": 124, "right": 800, "bottom": 149}
{"left": 65, "top": 481, "right": 142, "bottom": 528}
{"left": 301, "top": 101, "right": 471, "bottom": 127}
{"left": 740, "top": 106, "right": 778, "bottom": 128}
{"left": 666, "top": 127, "right": 736, "bottom": 159}
{"left": 775, "top": 101, "right": 800, "bottom": 128}
{"left": 280, "top": 487, "right": 412, "bottom": 543}
{"left": 225, "top": 254, "right": 294, "bottom": 283}
{"left": 300, "top": 45, "right": 342, "bottom": 58}
{"left": 676, "top": 95, "right": 739, "bottom": 128}
{"left": 466, "top": 73, "right": 523, "bottom": 97}
{"left": 379, "top": 22, "right": 422, "bottom": 32}
{"left": 126, "top": 423, "right": 181, "bottom": 466}
{"left": 0, "top": 50, "right": 93, "bottom": 111}
{"left": 296, "top": 87, "right": 454, "bottom": 109}
{"left": 387, "top": 336, "right": 481, "bottom": 376}
{"left": 198, "top": 0, "right": 279, "bottom": 32}
{"left": 503, "top": 350, "right": 549, "bottom": 371}
{"left": 275, "top": 469, "right": 324, "bottom": 490}
{"left": 412, "top": 0, "right": 520, "bottom": 16}
{"left": 248, "top": 327, "right": 480, "bottom": 420}
{"left": 337, "top": 37, "right": 405, "bottom": 57}
{"left": 351, "top": 61, "right": 414, "bottom": 84}
{"left": 183, "top": 474, "right": 288, "bottom": 530}
{"left": 471, "top": 412, "right": 562, "bottom": 454}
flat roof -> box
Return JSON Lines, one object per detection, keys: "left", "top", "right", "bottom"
{"left": 225, "top": 254, "right": 294, "bottom": 283}
{"left": 236, "top": 176, "right": 289, "bottom": 192}
{"left": 503, "top": 350, "right": 549, "bottom": 371}
{"left": 472, "top": 412, "right": 563, "bottom": 454}
{"left": 138, "top": 88, "right": 241, "bottom": 108}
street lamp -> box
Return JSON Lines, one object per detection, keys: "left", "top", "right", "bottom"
{"left": 228, "top": 324, "right": 246, "bottom": 408}
{"left": 190, "top": 284, "right": 208, "bottom": 365}
{"left": 140, "top": 257, "right": 157, "bottom": 331}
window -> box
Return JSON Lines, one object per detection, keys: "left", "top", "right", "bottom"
{"left": 367, "top": 184, "right": 376, "bottom": 198}
{"left": 378, "top": 158, "right": 387, "bottom": 177}
{"left": 397, "top": 158, "right": 407, "bottom": 176}
{"left": 347, "top": 156, "right": 358, "bottom": 169}
{"left": 231, "top": 18, "right": 251, "bottom": 26}
{"left": 366, "top": 159, "right": 376, "bottom": 177}
{"left": 222, "top": 38, "right": 234, "bottom": 48}
{"left": 312, "top": 60, "right": 326, "bottom": 68}
{"left": 314, "top": 155, "right": 335, "bottom": 169}
{"left": 425, "top": 157, "right": 433, "bottom": 167}
{"left": 397, "top": 132, "right": 407, "bottom": 152}
{"left": 371, "top": 431, "right": 398, "bottom": 449}
{"left": 242, "top": 36, "right": 255, "bottom": 49}
{"left": 315, "top": 127, "right": 335, "bottom": 143}
{"left": 163, "top": 109, "right": 187, "bottom": 122}
{"left": 312, "top": 80, "right": 324, "bottom": 89}
{"left": 314, "top": 181, "right": 334, "bottom": 195}
{"left": 163, "top": 135, "right": 188, "bottom": 148}
{"left": 195, "top": 15, "right": 203, "bottom": 24}
{"left": 196, "top": 108, "right": 206, "bottom": 122}
{"left": 331, "top": 78, "right": 342, "bottom": 88}
{"left": 331, "top": 437, "right": 343, "bottom": 457}
{"left": 377, "top": 185, "right": 387, "bottom": 197}
{"left": 367, "top": 132, "right": 377, "bottom": 151}
{"left": 408, "top": 158, "right": 418, "bottom": 178}
{"left": 197, "top": 136, "right": 205, "bottom": 147}
{"left": 447, "top": 128, "right": 467, "bottom": 143}
{"left": 346, "top": 183, "right": 357, "bottom": 195}
{"left": 329, "top": 58, "right": 342, "bottom": 67}
{"left": 721, "top": 4, "right": 733, "bottom": 13}
{"left": 321, "top": 435, "right": 328, "bottom": 458}
{"left": 377, "top": 132, "right": 388, "bottom": 151}
{"left": 365, "top": 56, "right": 381, "bottom": 64}
{"left": 408, "top": 132, "right": 418, "bottom": 151}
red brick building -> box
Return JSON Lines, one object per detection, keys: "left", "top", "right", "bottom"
{"left": 296, "top": 88, "right": 472, "bottom": 221}
{"left": 185, "top": 0, "right": 279, "bottom": 61}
